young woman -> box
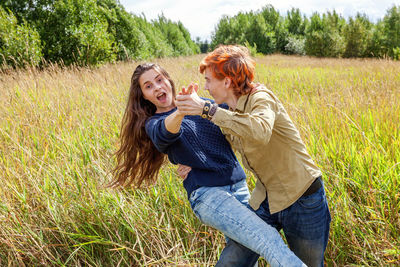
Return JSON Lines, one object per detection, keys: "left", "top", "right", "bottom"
{"left": 109, "top": 63, "right": 305, "bottom": 267}
{"left": 175, "top": 45, "right": 331, "bottom": 267}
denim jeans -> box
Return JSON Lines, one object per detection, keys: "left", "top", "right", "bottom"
{"left": 217, "top": 181, "right": 331, "bottom": 267}
{"left": 189, "top": 179, "right": 305, "bottom": 267}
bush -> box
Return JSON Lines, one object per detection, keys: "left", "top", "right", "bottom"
{"left": 154, "top": 14, "right": 197, "bottom": 57}
{"left": 43, "top": 0, "right": 116, "bottom": 66}
{"left": 393, "top": 47, "right": 400, "bottom": 60}
{"left": 285, "top": 35, "right": 305, "bottom": 55}
{"left": 305, "top": 12, "right": 345, "bottom": 57}
{"left": 343, "top": 14, "right": 372, "bottom": 58}
{"left": 0, "top": 7, "right": 42, "bottom": 68}
{"left": 383, "top": 5, "right": 400, "bottom": 58}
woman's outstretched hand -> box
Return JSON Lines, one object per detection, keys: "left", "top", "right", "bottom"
{"left": 177, "top": 164, "right": 192, "bottom": 180}
{"left": 176, "top": 83, "right": 205, "bottom": 116}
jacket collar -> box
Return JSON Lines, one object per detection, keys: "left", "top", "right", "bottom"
{"left": 233, "top": 93, "right": 250, "bottom": 112}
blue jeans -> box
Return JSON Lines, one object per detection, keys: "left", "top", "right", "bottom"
{"left": 218, "top": 181, "right": 331, "bottom": 267}
{"left": 189, "top": 179, "right": 305, "bottom": 267}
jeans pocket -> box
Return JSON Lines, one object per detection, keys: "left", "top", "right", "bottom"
{"left": 297, "top": 187, "right": 324, "bottom": 209}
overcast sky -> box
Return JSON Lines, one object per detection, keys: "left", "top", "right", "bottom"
{"left": 119, "top": 0, "right": 399, "bottom": 41}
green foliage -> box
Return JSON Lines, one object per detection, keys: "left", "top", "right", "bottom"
{"left": 210, "top": 4, "right": 400, "bottom": 60}
{"left": 211, "top": 15, "right": 241, "bottom": 47}
{"left": 154, "top": 14, "right": 198, "bottom": 57}
{"left": 211, "top": 10, "right": 276, "bottom": 54}
{"left": 43, "top": 0, "right": 116, "bottom": 65}
{"left": 286, "top": 8, "right": 307, "bottom": 36}
{"left": 305, "top": 12, "right": 345, "bottom": 57}
{"left": 135, "top": 16, "right": 175, "bottom": 58}
{"left": 0, "top": 6, "right": 42, "bottom": 68}
{"left": 243, "top": 41, "right": 258, "bottom": 56}
{"left": 260, "top": 5, "right": 285, "bottom": 52}
{"left": 178, "top": 21, "right": 200, "bottom": 54}
{"left": 96, "top": 0, "right": 151, "bottom": 60}
{"left": 0, "top": 0, "right": 199, "bottom": 66}
{"left": 195, "top": 37, "right": 210, "bottom": 53}
{"left": 343, "top": 14, "right": 372, "bottom": 58}
{"left": 366, "top": 21, "right": 387, "bottom": 58}
{"left": 285, "top": 35, "right": 306, "bottom": 55}
{"left": 245, "top": 13, "right": 276, "bottom": 54}
{"left": 393, "top": 47, "right": 400, "bottom": 60}
{"left": 1, "top": 1, "right": 400, "bottom": 66}
{"left": 383, "top": 5, "right": 400, "bottom": 58}
{"left": 283, "top": 9, "right": 308, "bottom": 55}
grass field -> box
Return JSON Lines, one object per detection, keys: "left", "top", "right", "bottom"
{"left": 0, "top": 54, "right": 399, "bottom": 266}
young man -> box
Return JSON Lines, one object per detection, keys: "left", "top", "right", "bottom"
{"left": 176, "top": 45, "right": 331, "bottom": 267}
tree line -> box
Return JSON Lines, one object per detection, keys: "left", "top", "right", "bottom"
{"left": 0, "top": 0, "right": 199, "bottom": 68}
{"left": 1, "top": 2, "right": 399, "bottom": 69}
{"left": 211, "top": 5, "right": 400, "bottom": 59}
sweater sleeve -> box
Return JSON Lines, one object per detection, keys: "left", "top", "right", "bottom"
{"left": 211, "top": 90, "right": 278, "bottom": 144}
{"left": 145, "top": 117, "right": 182, "bottom": 153}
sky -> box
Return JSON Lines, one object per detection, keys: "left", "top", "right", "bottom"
{"left": 119, "top": 0, "right": 399, "bottom": 41}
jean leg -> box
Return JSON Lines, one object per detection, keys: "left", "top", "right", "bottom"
{"left": 216, "top": 180, "right": 259, "bottom": 267}
{"left": 230, "top": 179, "right": 251, "bottom": 206}
{"left": 189, "top": 184, "right": 305, "bottom": 267}
{"left": 282, "top": 185, "right": 331, "bottom": 267}
{"left": 216, "top": 239, "right": 259, "bottom": 267}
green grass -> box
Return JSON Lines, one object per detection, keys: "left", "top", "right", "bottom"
{"left": 0, "top": 55, "right": 399, "bottom": 266}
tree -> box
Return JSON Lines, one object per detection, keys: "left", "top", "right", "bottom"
{"left": 305, "top": 12, "right": 345, "bottom": 57}
{"left": 366, "top": 21, "right": 386, "bottom": 58}
{"left": 0, "top": 6, "right": 42, "bottom": 67}
{"left": 382, "top": 5, "right": 400, "bottom": 58}
{"left": 343, "top": 14, "right": 372, "bottom": 57}
{"left": 245, "top": 13, "right": 275, "bottom": 54}
{"left": 154, "top": 14, "right": 197, "bottom": 56}
{"left": 286, "top": 8, "right": 307, "bottom": 36}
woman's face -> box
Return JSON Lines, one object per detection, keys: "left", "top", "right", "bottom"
{"left": 139, "top": 68, "right": 175, "bottom": 113}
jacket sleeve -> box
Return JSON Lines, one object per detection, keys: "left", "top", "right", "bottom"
{"left": 211, "top": 90, "right": 278, "bottom": 144}
{"left": 145, "top": 117, "right": 181, "bottom": 153}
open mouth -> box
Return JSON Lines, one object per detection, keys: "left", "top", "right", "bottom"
{"left": 157, "top": 92, "right": 167, "bottom": 102}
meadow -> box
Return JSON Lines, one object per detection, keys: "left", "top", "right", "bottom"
{"left": 0, "top": 54, "right": 399, "bottom": 266}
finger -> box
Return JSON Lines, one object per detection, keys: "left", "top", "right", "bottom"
{"left": 176, "top": 95, "right": 190, "bottom": 101}
{"left": 193, "top": 83, "right": 199, "bottom": 93}
{"left": 187, "top": 83, "right": 194, "bottom": 94}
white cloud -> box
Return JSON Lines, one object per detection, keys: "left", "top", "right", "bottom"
{"left": 119, "top": 0, "right": 398, "bottom": 41}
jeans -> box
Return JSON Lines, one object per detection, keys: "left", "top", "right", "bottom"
{"left": 218, "top": 181, "right": 331, "bottom": 267}
{"left": 189, "top": 179, "right": 305, "bottom": 267}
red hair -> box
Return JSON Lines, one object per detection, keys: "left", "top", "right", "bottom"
{"left": 199, "top": 45, "right": 256, "bottom": 96}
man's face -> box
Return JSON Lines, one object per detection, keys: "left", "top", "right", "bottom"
{"left": 204, "top": 67, "right": 230, "bottom": 104}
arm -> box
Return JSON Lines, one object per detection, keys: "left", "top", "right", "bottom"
{"left": 212, "top": 91, "right": 278, "bottom": 144}
{"left": 175, "top": 86, "right": 205, "bottom": 116}
{"left": 145, "top": 110, "right": 184, "bottom": 153}
{"left": 164, "top": 109, "right": 184, "bottom": 134}
{"left": 145, "top": 83, "right": 201, "bottom": 152}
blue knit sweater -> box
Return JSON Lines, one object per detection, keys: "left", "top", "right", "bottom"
{"left": 145, "top": 104, "right": 246, "bottom": 198}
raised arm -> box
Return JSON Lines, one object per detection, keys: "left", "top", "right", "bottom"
{"left": 211, "top": 90, "right": 278, "bottom": 144}
{"left": 164, "top": 109, "right": 184, "bottom": 134}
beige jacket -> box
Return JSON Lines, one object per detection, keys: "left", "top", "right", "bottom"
{"left": 212, "top": 86, "right": 321, "bottom": 214}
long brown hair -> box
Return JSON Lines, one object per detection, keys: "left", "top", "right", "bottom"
{"left": 108, "top": 63, "right": 176, "bottom": 188}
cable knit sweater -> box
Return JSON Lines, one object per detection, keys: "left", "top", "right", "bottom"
{"left": 145, "top": 103, "right": 246, "bottom": 198}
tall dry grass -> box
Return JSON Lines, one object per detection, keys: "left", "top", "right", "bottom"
{"left": 0, "top": 54, "right": 399, "bottom": 266}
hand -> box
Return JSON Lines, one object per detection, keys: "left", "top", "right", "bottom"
{"left": 179, "top": 83, "right": 198, "bottom": 95}
{"left": 177, "top": 164, "right": 192, "bottom": 180}
{"left": 176, "top": 83, "right": 205, "bottom": 116}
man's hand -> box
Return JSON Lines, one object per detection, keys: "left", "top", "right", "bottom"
{"left": 176, "top": 83, "right": 205, "bottom": 116}
{"left": 177, "top": 164, "right": 192, "bottom": 180}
